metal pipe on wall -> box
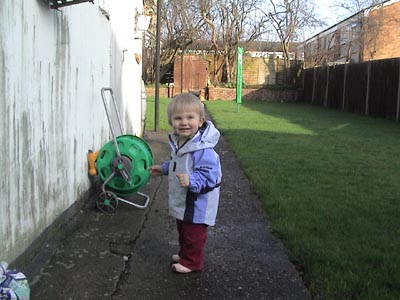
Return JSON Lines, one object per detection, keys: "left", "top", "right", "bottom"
{"left": 154, "top": 0, "right": 162, "bottom": 132}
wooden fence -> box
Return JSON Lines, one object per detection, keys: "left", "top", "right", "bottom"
{"left": 303, "top": 58, "right": 400, "bottom": 121}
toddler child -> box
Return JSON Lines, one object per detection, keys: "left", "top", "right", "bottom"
{"left": 149, "top": 93, "right": 222, "bottom": 273}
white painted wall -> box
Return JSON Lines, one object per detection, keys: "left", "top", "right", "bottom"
{"left": 0, "top": 0, "right": 146, "bottom": 263}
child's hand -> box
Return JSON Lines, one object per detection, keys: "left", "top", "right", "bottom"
{"left": 176, "top": 173, "right": 189, "bottom": 187}
{"left": 148, "top": 165, "right": 163, "bottom": 177}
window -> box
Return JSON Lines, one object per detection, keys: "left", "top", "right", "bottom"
{"left": 340, "top": 26, "right": 351, "bottom": 44}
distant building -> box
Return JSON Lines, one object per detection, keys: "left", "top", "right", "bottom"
{"left": 185, "top": 40, "right": 298, "bottom": 60}
{"left": 241, "top": 41, "right": 298, "bottom": 60}
{"left": 300, "top": 0, "right": 400, "bottom": 67}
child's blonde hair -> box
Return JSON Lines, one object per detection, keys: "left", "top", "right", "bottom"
{"left": 167, "top": 93, "right": 205, "bottom": 125}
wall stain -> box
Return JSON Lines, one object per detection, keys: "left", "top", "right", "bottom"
{"left": 1, "top": 1, "right": 144, "bottom": 264}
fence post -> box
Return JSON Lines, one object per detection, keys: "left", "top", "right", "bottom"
{"left": 312, "top": 67, "right": 316, "bottom": 104}
{"left": 397, "top": 59, "right": 400, "bottom": 121}
{"left": 324, "top": 66, "right": 329, "bottom": 108}
{"left": 365, "top": 61, "right": 371, "bottom": 116}
{"left": 342, "top": 63, "right": 348, "bottom": 111}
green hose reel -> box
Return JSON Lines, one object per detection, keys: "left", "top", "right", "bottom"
{"left": 96, "top": 134, "right": 153, "bottom": 196}
{"left": 95, "top": 88, "right": 153, "bottom": 213}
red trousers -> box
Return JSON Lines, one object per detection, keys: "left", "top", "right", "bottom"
{"left": 176, "top": 220, "right": 208, "bottom": 271}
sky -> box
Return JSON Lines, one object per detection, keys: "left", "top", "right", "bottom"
{"left": 316, "top": 1, "right": 338, "bottom": 25}
{"left": 305, "top": 0, "right": 346, "bottom": 39}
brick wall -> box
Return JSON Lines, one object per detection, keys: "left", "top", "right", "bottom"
{"left": 173, "top": 54, "right": 288, "bottom": 87}
{"left": 242, "top": 56, "right": 283, "bottom": 85}
{"left": 146, "top": 87, "right": 302, "bottom": 102}
{"left": 207, "top": 87, "right": 302, "bottom": 102}
{"left": 363, "top": 2, "right": 400, "bottom": 60}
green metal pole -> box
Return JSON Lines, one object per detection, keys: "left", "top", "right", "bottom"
{"left": 236, "top": 47, "right": 243, "bottom": 112}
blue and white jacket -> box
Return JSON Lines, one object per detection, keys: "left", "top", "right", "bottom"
{"left": 161, "top": 121, "right": 222, "bottom": 226}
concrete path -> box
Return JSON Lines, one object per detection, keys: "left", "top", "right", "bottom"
{"left": 29, "top": 131, "right": 311, "bottom": 300}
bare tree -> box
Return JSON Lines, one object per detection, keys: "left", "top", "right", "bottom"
{"left": 198, "top": 0, "right": 268, "bottom": 84}
{"left": 159, "top": 1, "right": 206, "bottom": 81}
{"left": 142, "top": 0, "right": 205, "bottom": 84}
{"left": 331, "top": 0, "right": 381, "bottom": 62}
{"left": 261, "top": 0, "right": 324, "bottom": 71}
{"left": 333, "top": 0, "right": 381, "bottom": 15}
{"left": 143, "top": 0, "right": 157, "bottom": 84}
{"left": 333, "top": 0, "right": 399, "bottom": 62}
{"left": 144, "top": 0, "right": 270, "bottom": 85}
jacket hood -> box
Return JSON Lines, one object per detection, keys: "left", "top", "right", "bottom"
{"left": 170, "top": 121, "right": 220, "bottom": 155}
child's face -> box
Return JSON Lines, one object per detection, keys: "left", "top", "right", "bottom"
{"left": 170, "top": 110, "right": 205, "bottom": 140}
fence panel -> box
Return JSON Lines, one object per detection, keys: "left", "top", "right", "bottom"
{"left": 369, "top": 58, "right": 400, "bottom": 120}
{"left": 313, "top": 67, "right": 327, "bottom": 106}
{"left": 303, "top": 68, "right": 314, "bottom": 104}
{"left": 328, "top": 64, "right": 344, "bottom": 109}
{"left": 344, "top": 63, "right": 368, "bottom": 115}
{"left": 303, "top": 57, "right": 400, "bottom": 121}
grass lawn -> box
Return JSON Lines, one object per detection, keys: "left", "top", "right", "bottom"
{"left": 146, "top": 96, "right": 400, "bottom": 300}
{"left": 145, "top": 96, "right": 170, "bottom": 132}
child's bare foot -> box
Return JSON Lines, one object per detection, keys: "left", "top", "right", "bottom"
{"left": 172, "top": 263, "right": 192, "bottom": 273}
